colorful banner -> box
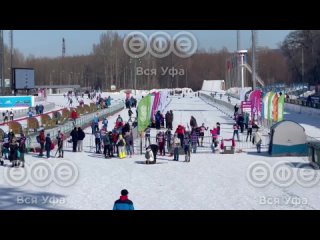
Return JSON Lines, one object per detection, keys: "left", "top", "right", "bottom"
{"left": 263, "top": 92, "right": 270, "bottom": 120}
{"left": 241, "top": 101, "right": 252, "bottom": 121}
{"left": 0, "top": 96, "right": 34, "bottom": 108}
{"left": 157, "top": 91, "right": 168, "bottom": 114}
{"left": 249, "top": 90, "right": 262, "bottom": 123}
{"left": 138, "top": 95, "right": 151, "bottom": 132}
{"left": 151, "top": 92, "right": 160, "bottom": 121}
{"left": 272, "top": 93, "right": 279, "bottom": 122}
{"left": 267, "top": 92, "right": 275, "bottom": 121}
{"left": 278, "top": 94, "right": 285, "bottom": 122}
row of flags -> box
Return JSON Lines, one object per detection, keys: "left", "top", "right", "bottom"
{"left": 262, "top": 92, "right": 285, "bottom": 122}
{"left": 137, "top": 91, "right": 168, "bottom": 132}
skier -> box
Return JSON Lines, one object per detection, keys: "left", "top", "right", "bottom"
{"left": 113, "top": 189, "right": 134, "bottom": 210}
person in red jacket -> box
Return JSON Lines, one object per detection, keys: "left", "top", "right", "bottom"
{"left": 175, "top": 125, "right": 185, "bottom": 147}
{"left": 38, "top": 130, "right": 45, "bottom": 157}
{"left": 71, "top": 109, "right": 78, "bottom": 126}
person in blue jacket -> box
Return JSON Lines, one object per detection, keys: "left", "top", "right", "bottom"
{"left": 113, "top": 189, "right": 134, "bottom": 210}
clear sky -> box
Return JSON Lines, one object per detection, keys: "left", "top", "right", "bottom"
{"left": 3, "top": 30, "right": 292, "bottom": 58}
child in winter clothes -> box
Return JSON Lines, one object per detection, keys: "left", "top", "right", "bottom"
{"left": 145, "top": 146, "right": 154, "bottom": 164}
{"left": 156, "top": 131, "right": 165, "bottom": 156}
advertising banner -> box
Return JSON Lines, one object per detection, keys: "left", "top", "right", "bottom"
{"left": 0, "top": 96, "right": 34, "bottom": 108}
{"left": 138, "top": 95, "right": 151, "bottom": 132}
{"left": 278, "top": 94, "right": 285, "bottom": 122}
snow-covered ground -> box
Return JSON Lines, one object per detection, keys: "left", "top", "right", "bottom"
{"left": 0, "top": 92, "right": 320, "bottom": 210}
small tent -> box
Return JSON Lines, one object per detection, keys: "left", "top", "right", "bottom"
{"left": 268, "top": 120, "right": 308, "bottom": 156}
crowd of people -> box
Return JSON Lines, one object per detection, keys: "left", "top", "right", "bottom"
{"left": 144, "top": 112, "right": 222, "bottom": 163}
{"left": 2, "top": 110, "right": 14, "bottom": 124}
{"left": 0, "top": 129, "right": 26, "bottom": 167}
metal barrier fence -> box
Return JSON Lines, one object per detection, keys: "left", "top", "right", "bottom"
{"left": 138, "top": 132, "right": 270, "bottom": 154}
{"left": 285, "top": 97, "right": 320, "bottom": 109}
{"left": 27, "top": 103, "right": 125, "bottom": 150}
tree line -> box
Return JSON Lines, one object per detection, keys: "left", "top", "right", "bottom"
{"left": 2, "top": 30, "right": 315, "bottom": 91}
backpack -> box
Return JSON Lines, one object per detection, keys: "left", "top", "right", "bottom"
{"left": 36, "top": 135, "right": 40, "bottom": 143}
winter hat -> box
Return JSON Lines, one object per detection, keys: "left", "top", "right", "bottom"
{"left": 121, "top": 189, "right": 129, "bottom": 196}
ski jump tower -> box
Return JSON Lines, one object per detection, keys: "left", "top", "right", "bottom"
{"left": 237, "top": 49, "right": 265, "bottom": 88}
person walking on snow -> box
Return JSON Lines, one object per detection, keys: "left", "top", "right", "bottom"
{"left": 77, "top": 127, "right": 85, "bottom": 152}
{"left": 246, "top": 120, "right": 253, "bottom": 142}
{"left": 56, "top": 130, "right": 64, "bottom": 158}
{"left": 172, "top": 134, "right": 181, "bottom": 161}
{"left": 233, "top": 123, "right": 240, "bottom": 142}
{"left": 199, "top": 123, "right": 208, "bottom": 146}
{"left": 45, "top": 133, "right": 52, "bottom": 159}
{"left": 253, "top": 128, "right": 262, "bottom": 153}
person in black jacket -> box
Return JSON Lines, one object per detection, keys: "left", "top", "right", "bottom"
{"left": 8, "top": 129, "right": 15, "bottom": 142}
{"left": 70, "top": 127, "right": 78, "bottom": 152}
{"left": 77, "top": 127, "right": 85, "bottom": 152}
{"left": 9, "top": 137, "right": 19, "bottom": 167}
{"left": 45, "top": 133, "right": 52, "bottom": 158}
